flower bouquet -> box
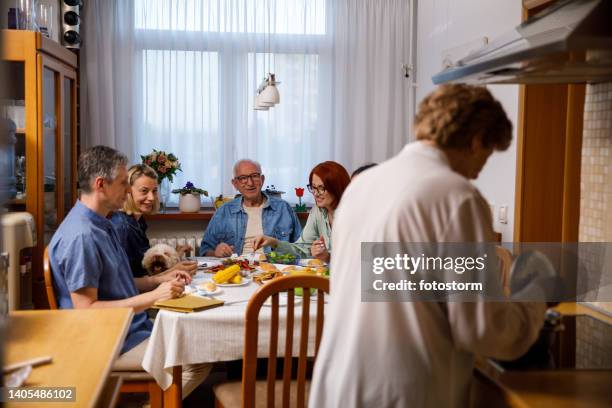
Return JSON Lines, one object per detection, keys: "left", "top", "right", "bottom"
{"left": 141, "top": 149, "right": 181, "bottom": 183}
{"left": 172, "top": 181, "right": 208, "bottom": 213}
{"left": 141, "top": 149, "right": 181, "bottom": 211}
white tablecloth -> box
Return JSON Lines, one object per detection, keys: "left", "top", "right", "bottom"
{"left": 142, "top": 265, "right": 323, "bottom": 390}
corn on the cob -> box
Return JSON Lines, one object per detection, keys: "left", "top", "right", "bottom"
{"left": 212, "top": 264, "right": 241, "bottom": 284}
{"left": 230, "top": 274, "right": 242, "bottom": 284}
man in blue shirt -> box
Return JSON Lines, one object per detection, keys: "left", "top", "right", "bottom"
{"left": 199, "top": 159, "right": 302, "bottom": 256}
{"left": 49, "top": 146, "right": 209, "bottom": 397}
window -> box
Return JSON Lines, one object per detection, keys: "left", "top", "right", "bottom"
{"left": 132, "top": 0, "right": 329, "bottom": 205}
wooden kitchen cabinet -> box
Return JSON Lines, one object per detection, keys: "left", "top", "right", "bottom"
{"left": 1, "top": 30, "right": 78, "bottom": 308}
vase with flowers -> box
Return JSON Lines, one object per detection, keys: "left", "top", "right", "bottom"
{"left": 141, "top": 149, "right": 181, "bottom": 212}
{"left": 172, "top": 181, "right": 208, "bottom": 213}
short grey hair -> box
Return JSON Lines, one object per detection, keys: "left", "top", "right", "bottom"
{"left": 233, "top": 159, "right": 262, "bottom": 177}
{"left": 78, "top": 145, "right": 128, "bottom": 193}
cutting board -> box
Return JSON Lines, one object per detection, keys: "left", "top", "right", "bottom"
{"left": 153, "top": 295, "right": 224, "bottom": 313}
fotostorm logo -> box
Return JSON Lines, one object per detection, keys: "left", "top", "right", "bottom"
{"left": 371, "top": 253, "right": 487, "bottom": 275}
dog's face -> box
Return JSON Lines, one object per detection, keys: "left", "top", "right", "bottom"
{"left": 142, "top": 244, "right": 180, "bottom": 275}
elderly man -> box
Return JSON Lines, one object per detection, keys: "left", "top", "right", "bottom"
{"left": 199, "top": 159, "right": 301, "bottom": 257}
{"left": 49, "top": 145, "right": 210, "bottom": 398}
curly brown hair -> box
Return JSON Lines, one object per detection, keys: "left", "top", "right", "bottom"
{"left": 414, "top": 84, "right": 512, "bottom": 151}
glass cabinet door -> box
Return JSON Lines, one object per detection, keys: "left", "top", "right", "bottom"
{"left": 42, "top": 65, "right": 58, "bottom": 246}
{"left": 62, "top": 77, "right": 75, "bottom": 214}
{"left": 1, "top": 62, "right": 26, "bottom": 212}
{"left": 41, "top": 57, "right": 77, "bottom": 246}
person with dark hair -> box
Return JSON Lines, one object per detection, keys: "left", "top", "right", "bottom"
{"left": 253, "top": 161, "right": 350, "bottom": 262}
{"left": 49, "top": 145, "right": 209, "bottom": 398}
{"left": 309, "top": 85, "right": 545, "bottom": 407}
{"left": 351, "top": 162, "right": 378, "bottom": 179}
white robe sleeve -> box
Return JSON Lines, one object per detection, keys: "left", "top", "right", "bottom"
{"left": 442, "top": 193, "right": 546, "bottom": 360}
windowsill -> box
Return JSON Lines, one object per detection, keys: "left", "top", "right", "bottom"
{"left": 147, "top": 208, "right": 310, "bottom": 221}
{"left": 147, "top": 209, "right": 216, "bottom": 221}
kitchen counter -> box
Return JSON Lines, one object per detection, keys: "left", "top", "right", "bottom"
{"left": 472, "top": 302, "right": 612, "bottom": 407}
{"left": 472, "top": 368, "right": 612, "bottom": 408}
{"left": 553, "top": 302, "right": 612, "bottom": 325}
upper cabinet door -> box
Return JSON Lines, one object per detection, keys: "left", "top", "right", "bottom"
{"left": 39, "top": 55, "right": 78, "bottom": 246}
{"left": 2, "top": 62, "right": 27, "bottom": 212}
{"left": 62, "top": 76, "right": 77, "bottom": 216}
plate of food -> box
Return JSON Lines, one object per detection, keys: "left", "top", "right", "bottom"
{"left": 298, "top": 258, "right": 328, "bottom": 267}
{"left": 281, "top": 264, "right": 330, "bottom": 277}
{"left": 266, "top": 251, "right": 299, "bottom": 265}
{"left": 243, "top": 252, "right": 267, "bottom": 263}
{"left": 194, "top": 257, "right": 223, "bottom": 270}
{"left": 208, "top": 258, "right": 258, "bottom": 274}
{"left": 195, "top": 281, "right": 224, "bottom": 296}
{"left": 217, "top": 276, "right": 252, "bottom": 287}
{"left": 252, "top": 269, "right": 283, "bottom": 285}
{"left": 256, "top": 262, "right": 280, "bottom": 272}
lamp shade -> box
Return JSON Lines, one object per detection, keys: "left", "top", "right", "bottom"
{"left": 258, "top": 89, "right": 275, "bottom": 107}
{"left": 260, "top": 84, "right": 280, "bottom": 105}
{"left": 254, "top": 95, "right": 269, "bottom": 110}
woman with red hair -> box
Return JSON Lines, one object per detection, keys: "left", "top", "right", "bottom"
{"left": 253, "top": 161, "right": 350, "bottom": 262}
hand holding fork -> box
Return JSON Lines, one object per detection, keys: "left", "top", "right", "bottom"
{"left": 311, "top": 235, "right": 329, "bottom": 262}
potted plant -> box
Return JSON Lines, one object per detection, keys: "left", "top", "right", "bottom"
{"left": 172, "top": 181, "right": 208, "bottom": 213}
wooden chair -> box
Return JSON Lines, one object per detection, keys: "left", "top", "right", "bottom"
{"left": 214, "top": 274, "right": 330, "bottom": 408}
{"left": 43, "top": 247, "right": 165, "bottom": 408}
{"left": 43, "top": 247, "right": 58, "bottom": 310}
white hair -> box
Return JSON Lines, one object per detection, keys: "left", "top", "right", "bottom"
{"left": 233, "top": 159, "right": 262, "bottom": 177}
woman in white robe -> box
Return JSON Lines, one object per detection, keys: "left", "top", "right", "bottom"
{"left": 309, "top": 84, "right": 546, "bottom": 408}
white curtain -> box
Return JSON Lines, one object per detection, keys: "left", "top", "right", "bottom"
{"left": 80, "top": 1, "right": 134, "bottom": 154}
{"left": 81, "top": 0, "right": 413, "bottom": 205}
{"left": 329, "top": 0, "right": 413, "bottom": 167}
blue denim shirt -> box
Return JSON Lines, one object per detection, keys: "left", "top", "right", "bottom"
{"left": 49, "top": 201, "right": 153, "bottom": 354}
{"left": 199, "top": 193, "right": 302, "bottom": 255}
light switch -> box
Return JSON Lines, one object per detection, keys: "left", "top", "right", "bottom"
{"left": 499, "top": 205, "right": 508, "bottom": 224}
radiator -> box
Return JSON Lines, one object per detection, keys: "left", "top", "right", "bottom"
{"left": 150, "top": 235, "right": 202, "bottom": 256}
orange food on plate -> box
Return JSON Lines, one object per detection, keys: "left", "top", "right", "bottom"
{"left": 307, "top": 258, "right": 325, "bottom": 267}
{"left": 259, "top": 262, "right": 279, "bottom": 272}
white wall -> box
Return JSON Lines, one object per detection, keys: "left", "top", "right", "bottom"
{"left": 415, "top": 0, "right": 522, "bottom": 241}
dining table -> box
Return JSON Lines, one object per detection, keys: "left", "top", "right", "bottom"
{"left": 141, "top": 257, "right": 324, "bottom": 406}
{"left": 5, "top": 308, "right": 133, "bottom": 408}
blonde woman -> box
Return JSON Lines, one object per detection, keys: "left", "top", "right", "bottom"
{"left": 110, "top": 164, "right": 196, "bottom": 278}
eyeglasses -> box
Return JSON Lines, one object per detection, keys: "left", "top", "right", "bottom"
{"left": 307, "top": 184, "right": 327, "bottom": 195}
{"left": 234, "top": 172, "right": 262, "bottom": 184}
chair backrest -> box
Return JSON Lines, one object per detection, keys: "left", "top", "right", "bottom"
{"left": 495, "top": 246, "right": 512, "bottom": 298}
{"left": 241, "top": 274, "right": 329, "bottom": 408}
{"left": 43, "top": 247, "right": 58, "bottom": 310}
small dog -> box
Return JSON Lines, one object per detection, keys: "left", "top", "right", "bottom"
{"left": 142, "top": 243, "right": 185, "bottom": 275}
